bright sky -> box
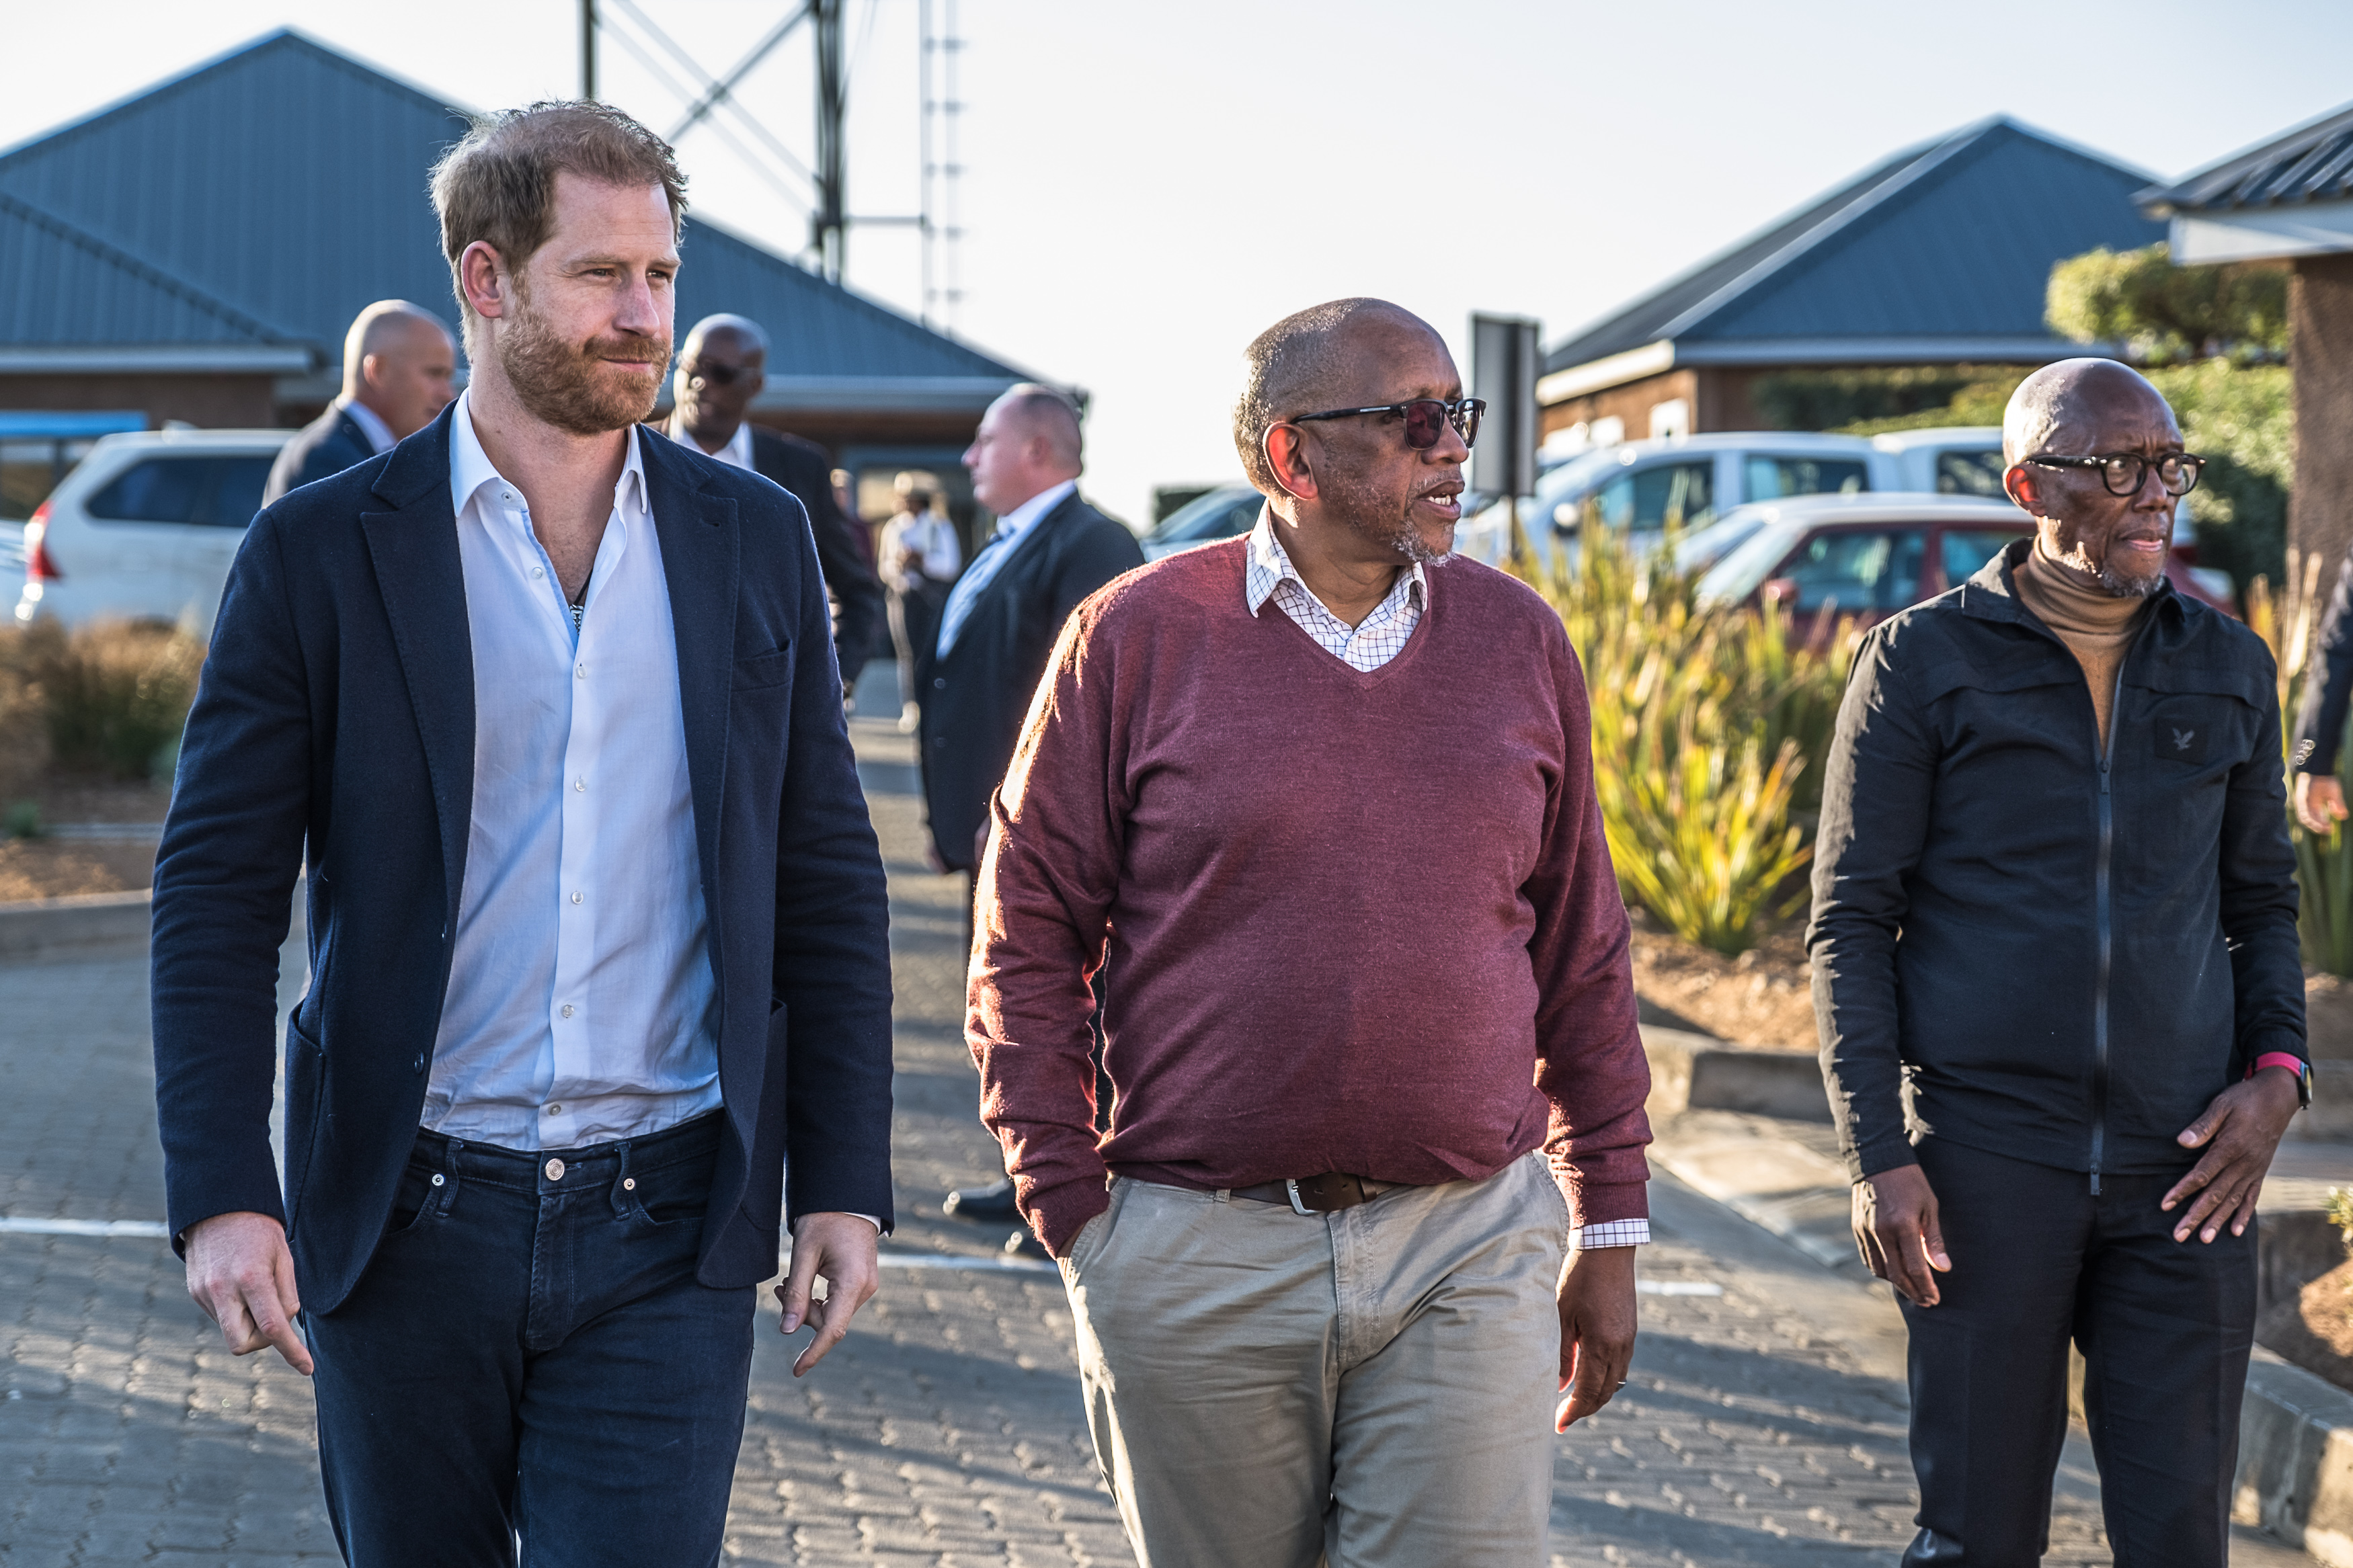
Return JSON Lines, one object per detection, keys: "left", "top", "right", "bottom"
{"left": 4, "top": 1, "right": 2349, "bottom": 526}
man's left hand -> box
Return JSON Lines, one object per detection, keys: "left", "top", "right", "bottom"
{"left": 2165, "top": 1068, "right": 2302, "bottom": 1243}
{"left": 776, "top": 1212, "right": 881, "bottom": 1377}
{"left": 1556, "top": 1244, "right": 1638, "bottom": 1432}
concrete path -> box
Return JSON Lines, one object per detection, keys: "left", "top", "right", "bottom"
{"left": 0, "top": 700, "right": 2315, "bottom": 1563}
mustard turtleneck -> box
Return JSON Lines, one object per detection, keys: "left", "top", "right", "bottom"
{"left": 2011, "top": 542, "right": 2151, "bottom": 749}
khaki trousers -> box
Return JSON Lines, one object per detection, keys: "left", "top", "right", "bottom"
{"left": 1059, "top": 1152, "right": 1569, "bottom": 1568}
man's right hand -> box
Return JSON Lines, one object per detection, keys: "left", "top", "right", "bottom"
{"left": 2297, "top": 773, "right": 2347, "bottom": 836}
{"left": 1852, "top": 1164, "right": 1951, "bottom": 1308}
{"left": 184, "top": 1210, "right": 313, "bottom": 1375}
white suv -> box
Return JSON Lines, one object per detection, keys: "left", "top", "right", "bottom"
{"left": 14, "top": 428, "right": 292, "bottom": 640}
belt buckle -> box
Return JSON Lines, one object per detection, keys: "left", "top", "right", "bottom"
{"left": 1284, "top": 1178, "right": 1315, "bottom": 1216}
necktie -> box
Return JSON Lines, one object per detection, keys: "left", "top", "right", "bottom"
{"left": 934, "top": 526, "right": 1013, "bottom": 658}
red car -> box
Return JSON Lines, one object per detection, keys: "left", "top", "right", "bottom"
{"left": 1692, "top": 493, "right": 2235, "bottom": 628}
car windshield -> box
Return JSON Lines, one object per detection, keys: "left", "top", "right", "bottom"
{"left": 1148, "top": 487, "right": 1261, "bottom": 544}
{"left": 1743, "top": 455, "right": 1868, "bottom": 501}
{"left": 1698, "top": 522, "right": 1807, "bottom": 604}
{"left": 1671, "top": 512, "right": 1769, "bottom": 575}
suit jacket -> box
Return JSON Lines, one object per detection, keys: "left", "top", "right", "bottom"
{"left": 920, "top": 489, "right": 1144, "bottom": 870}
{"left": 151, "top": 402, "right": 895, "bottom": 1315}
{"left": 748, "top": 427, "right": 887, "bottom": 688}
{"left": 262, "top": 404, "right": 378, "bottom": 506}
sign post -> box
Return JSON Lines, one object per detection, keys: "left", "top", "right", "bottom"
{"left": 1470, "top": 313, "right": 1540, "bottom": 565}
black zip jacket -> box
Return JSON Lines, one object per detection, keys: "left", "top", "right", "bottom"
{"left": 1808, "top": 540, "right": 2305, "bottom": 1184}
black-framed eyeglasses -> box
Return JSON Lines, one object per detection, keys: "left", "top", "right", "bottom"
{"left": 2026, "top": 451, "right": 2206, "bottom": 497}
{"left": 1289, "top": 397, "right": 1484, "bottom": 451}
{"left": 684, "top": 360, "right": 752, "bottom": 388}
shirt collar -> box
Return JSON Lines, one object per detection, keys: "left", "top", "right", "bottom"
{"left": 1244, "top": 507, "right": 1426, "bottom": 618}
{"left": 662, "top": 412, "right": 753, "bottom": 470}
{"left": 990, "top": 477, "right": 1078, "bottom": 546}
{"left": 336, "top": 395, "right": 397, "bottom": 456}
{"left": 449, "top": 388, "right": 647, "bottom": 524}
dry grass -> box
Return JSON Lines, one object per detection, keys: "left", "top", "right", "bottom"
{"left": 0, "top": 620, "right": 204, "bottom": 786}
{"left": 0, "top": 838, "right": 153, "bottom": 902}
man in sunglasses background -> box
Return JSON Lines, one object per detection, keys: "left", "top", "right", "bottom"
{"left": 968, "top": 297, "right": 1651, "bottom": 1565}
{"left": 665, "top": 312, "right": 887, "bottom": 692}
{"left": 1810, "top": 356, "right": 2305, "bottom": 1564}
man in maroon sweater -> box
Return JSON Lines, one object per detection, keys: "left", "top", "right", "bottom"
{"left": 969, "top": 298, "right": 1651, "bottom": 1566}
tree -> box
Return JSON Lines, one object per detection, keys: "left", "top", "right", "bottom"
{"left": 2045, "top": 243, "right": 2288, "bottom": 366}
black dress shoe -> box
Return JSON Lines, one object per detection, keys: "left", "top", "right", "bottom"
{"left": 1002, "top": 1227, "right": 1049, "bottom": 1261}
{"left": 943, "top": 1175, "right": 1020, "bottom": 1223}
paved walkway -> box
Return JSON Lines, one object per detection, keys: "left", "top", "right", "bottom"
{"left": 0, "top": 704, "right": 2313, "bottom": 1564}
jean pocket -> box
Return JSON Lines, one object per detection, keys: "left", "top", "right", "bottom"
{"left": 383, "top": 1160, "right": 449, "bottom": 1239}
{"left": 623, "top": 1165, "right": 709, "bottom": 1230}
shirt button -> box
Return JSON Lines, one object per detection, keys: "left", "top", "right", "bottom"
{"left": 560, "top": 1003, "right": 575, "bottom": 1018}
{"left": 575, "top": 664, "right": 586, "bottom": 679}
{"left": 545, "top": 1158, "right": 565, "bottom": 1182}
{"left": 574, "top": 778, "right": 585, "bottom": 792}
{"left": 570, "top": 892, "right": 583, "bottom": 905}
{"left": 545, "top": 1103, "right": 563, "bottom": 1117}
{"left": 532, "top": 566, "right": 545, "bottom": 579}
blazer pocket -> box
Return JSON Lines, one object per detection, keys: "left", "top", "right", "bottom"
{"left": 733, "top": 646, "right": 794, "bottom": 692}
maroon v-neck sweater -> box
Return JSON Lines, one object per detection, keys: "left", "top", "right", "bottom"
{"left": 968, "top": 538, "right": 1652, "bottom": 1255}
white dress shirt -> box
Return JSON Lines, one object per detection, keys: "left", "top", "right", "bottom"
{"left": 934, "top": 478, "right": 1076, "bottom": 657}
{"left": 879, "top": 507, "right": 961, "bottom": 592}
{"left": 424, "top": 391, "right": 720, "bottom": 1151}
{"left": 338, "top": 397, "right": 397, "bottom": 456}
{"left": 664, "top": 413, "right": 753, "bottom": 471}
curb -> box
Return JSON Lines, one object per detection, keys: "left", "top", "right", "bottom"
{"left": 1641, "top": 1024, "right": 1831, "bottom": 1124}
{"left": 2239, "top": 1350, "right": 2353, "bottom": 1565}
{"left": 0, "top": 889, "right": 150, "bottom": 960}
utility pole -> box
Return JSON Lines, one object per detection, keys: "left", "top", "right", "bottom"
{"left": 920, "top": 0, "right": 966, "bottom": 333}
{"left": 580, "top": 0, "right": 598, "bottom": 100}
{"left": 811, "top": 0, "right": 846, "bottom": 283}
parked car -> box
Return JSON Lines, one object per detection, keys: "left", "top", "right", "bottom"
{"left": 1452, "top": 428, "right": 2006, "bottom": 577}
{"left": 1692, "top": 493, "right": 2236, "bottom": 628}
{"left": 0, "top": 523, "right": 23, "bottom": 584}
{"left": 1141, "top": 482, "right": 1261, "bottom": 561}
{"left": 13, "top": 428, "right": 292, "bottom": 639}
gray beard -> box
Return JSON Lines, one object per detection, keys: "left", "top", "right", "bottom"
{"left": 2093, "top": 561, "right": 2165, "bottom": 598}
{"left": 1387, "top": 520, "right": 1453, "bottom": 566}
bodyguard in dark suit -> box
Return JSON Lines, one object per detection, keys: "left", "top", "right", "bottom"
{"left": 922, "top": 384, "right": 1144, "bottom": 876}
{"left": 662, "top": 312, "right": 887, "bottom": 690}
{"left": 261, "top": 301, "right": 456, "bottom": 504}
{"left": 153, "top": 105, "right": 891, "bottom": 1567}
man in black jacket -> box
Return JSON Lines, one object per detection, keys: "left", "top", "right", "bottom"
{"left": 664, "top": 313, "right": 887, "bottom": 690}
{"left": 2290, "top": 553, "right": 2353, "bottom": 833}
{"left": 926, "top": 384, "right": 1142, "bottom": 1227}
{"left": 262, "top": 301, "right": 456, "bottom": 504}
{"left": 1810, "top": 358, "right": 2306, "bottom": 1567}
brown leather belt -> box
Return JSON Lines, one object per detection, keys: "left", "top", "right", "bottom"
{"left": 1229, "top": 1173, "right": 1410, "bottom": 1215}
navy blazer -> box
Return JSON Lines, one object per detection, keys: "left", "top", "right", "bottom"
{"left": 261, "top": 404, "right": 378, "bottom": 507}
{"left": 151, "top": 403, "right": 895, "bottom": 1314}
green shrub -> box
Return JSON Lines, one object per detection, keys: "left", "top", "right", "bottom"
{"left": 1534, "top": 527, "right": 1858, "bottom": 953}
{"left": 2046, "top": 243, "right": 2288, "bottom": 366}
{"left": 2149, "top": 360, "right": 2292, "bottom": 599}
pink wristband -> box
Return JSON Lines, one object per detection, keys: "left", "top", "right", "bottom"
{"left": 2252, "top": 1052, "right": 2306, "bottom": 1078}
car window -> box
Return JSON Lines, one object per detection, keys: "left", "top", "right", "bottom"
{"left": 1744, "top": 456, "right": 1868, "bottom": 502}
{"left": 1581, "top": 460, "right": 1714, "bottom": 533}
{"left": 1151, "top": 489, "right": 1261, "bottom": 544}
{"left": 1940, "top": 528, "right": 2024, "bottom": 585}
{"left": 1773, "top": 528, "right": 1927, "bottom": 614}
{"left": 1936, "top": 450, "right": 2007, "bottom": 497}
{"left": 86, "top": 456, "right": 276, "bottom": 528}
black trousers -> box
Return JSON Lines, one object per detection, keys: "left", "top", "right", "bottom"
{"left": 305, "top": 1112, "right": 754, "bottom": 1567}
{"left": 1899, "top": 1137, "right": 2256, "bottom": 1567}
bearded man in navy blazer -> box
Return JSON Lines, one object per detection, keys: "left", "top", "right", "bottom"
{"left": 149, "top": 101, "right": 894, "bottom": 1566}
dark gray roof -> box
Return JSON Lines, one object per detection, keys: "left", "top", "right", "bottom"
{"left": 1544, "top": 117, "right": 2165, "bottom": 376}
{"left": 2139, "top": 100, "right": 2353, "bottom": 214}
{"left": 0, "top": 30, "right": 1022, "bottom": 384}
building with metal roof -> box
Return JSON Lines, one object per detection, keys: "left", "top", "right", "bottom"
{"left": 2141, "top": 101, "right": 2353, "bottom": 601}
{"left": 0, "top": 29, "right": 1035, "bottom": 516}
{"left": 1538, "top": 116, "right": 2164, "bottom": 445}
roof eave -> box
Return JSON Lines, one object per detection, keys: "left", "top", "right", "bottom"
{"left": 0, "top": 345, "right": 317, "bottom": 374}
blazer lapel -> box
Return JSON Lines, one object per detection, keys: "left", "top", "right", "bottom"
{"left": 358, "top": 404, "right": 474, "bottom": 936}
{"left": 639, "top": 436, "right": 740, "bottom": 941}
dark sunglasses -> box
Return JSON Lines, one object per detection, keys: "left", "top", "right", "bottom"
{"left": 1289, "top": 397, "right": 1484, "bottom": 451}
{"left": 2026, "top": 451, "right": 2206, "bottom": 498}
{"left": 684, "top": 360, "right": 752, "bottom": 388}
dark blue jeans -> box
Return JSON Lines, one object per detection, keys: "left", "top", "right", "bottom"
{"left": 305, "top": 1112, "right": 756, "bottom": 1567}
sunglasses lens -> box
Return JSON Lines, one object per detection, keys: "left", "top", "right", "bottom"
{"left": 1400, "top": 401, "right": 1444, "bottom": 450}
{"left": 691, "top": 364, "right": 740, "bottom": 387}
{"left": 1457, "top": 401, "right": 1482, "bottom": 450}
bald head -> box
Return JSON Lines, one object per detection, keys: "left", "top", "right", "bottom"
{"left": 682, "top": 313, "right": 770, "bottom": 359}
{"left": 963, "top": 383, "right": 1084, "bottom": 513}
{"left": 993, "top": 384, "right": 1084, "bottom": 471}
{"left": 2003, "top": 358, "right": 2177, "bottom": 468}
{"left": 341, "top": 301, "right": 456, "bottom": 438}
{"left": 1234, "top": 298, "right": 1443, "bottom": 493}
